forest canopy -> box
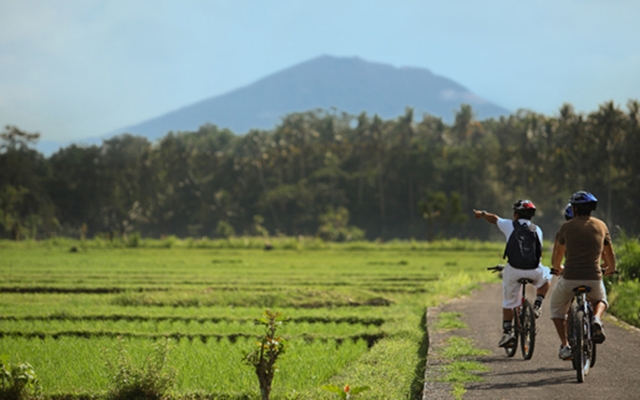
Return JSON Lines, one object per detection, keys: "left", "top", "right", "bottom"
{"left": 1, "top": 100, "right": 639, "bottom": 241}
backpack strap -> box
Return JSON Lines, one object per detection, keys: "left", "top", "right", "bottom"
{"left": 502, "top": 221, "right": 520, "bottom": 259}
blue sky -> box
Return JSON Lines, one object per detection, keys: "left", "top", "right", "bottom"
{"left": 1, "top": 0, "right": 639, "bottom": 143}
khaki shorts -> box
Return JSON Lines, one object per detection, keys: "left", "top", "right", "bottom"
{"left": 549, "top": 277, "right": 608, "bottom": 320}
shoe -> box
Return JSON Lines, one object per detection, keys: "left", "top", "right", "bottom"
{"left": 592, "top": 318, "right": 606, "bottom": 344}
{"left": 558, "top": 345, "right": 572, "bottom": 360}
{"left": 498, "top": 332, "right": 516, "bottom": 347}
{"left": 533, "top": 304, "right": 542, "bottom": 319}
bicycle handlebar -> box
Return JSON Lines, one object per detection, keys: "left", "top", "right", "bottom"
{"left": 602, "top": 268, "right": 619, "bottom": 275}
{"left": 487, "top": 265, "right": 505, "bottom": 273}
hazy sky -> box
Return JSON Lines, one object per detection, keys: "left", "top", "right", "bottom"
{"left": 1, "top": 0, "right": 639, "bottom": 143}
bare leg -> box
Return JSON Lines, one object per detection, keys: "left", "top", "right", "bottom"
{"left": 593, "top": 301, "right": 606, "bottom": 319}
{"left": 552, "top": 317, "right": 568, "bottom": 347}
{"left": 536, "top": 281, "right": 550, "bottom": 297}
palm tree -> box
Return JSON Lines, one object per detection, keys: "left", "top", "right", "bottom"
{"left": 589, "top": 101, "right": 626, "bottom": 226}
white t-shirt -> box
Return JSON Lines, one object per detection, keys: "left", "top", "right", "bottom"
{"left": 497, "top": 218, "right": 545, "bottom": 268}
{"left": 497, "top": 217, "right": 543, "bottom": 246}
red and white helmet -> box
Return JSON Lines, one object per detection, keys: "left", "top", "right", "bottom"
{"left": 512, "top": 199, "right": 536, "bottom": 219}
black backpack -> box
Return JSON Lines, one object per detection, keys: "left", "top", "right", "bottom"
{"left": 503, "top": 221, "right": 541, "bottom": 270}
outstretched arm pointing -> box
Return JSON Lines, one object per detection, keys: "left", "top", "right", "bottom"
{"left": 473, "top": 209, "right": 498, "bottom": 225}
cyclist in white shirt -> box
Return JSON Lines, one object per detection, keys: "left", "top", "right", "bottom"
{"left": 474, "top": 200, "right": 552, "bottom": 348}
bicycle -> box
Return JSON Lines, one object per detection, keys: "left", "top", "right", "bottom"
{"left": 487, "top": 265, "right": 536, "bottom": 359}
{"left": 567, "top": 285, "right": 595, "bottom": 383}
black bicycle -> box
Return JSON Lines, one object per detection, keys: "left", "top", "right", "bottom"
{"left": 567, "top": 285, "right": 596, "bottom": 383}
{"left": 487, "top": 265, "right": 536, "bottom": 359}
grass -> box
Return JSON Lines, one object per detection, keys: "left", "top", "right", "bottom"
{"left": 436, "top": 337, "right": 491, "bottom": 400}
{"left": 433, "top": 312, "right": 467, "bottom": 331}
{"left": 0, "top": 238, "right": 505, "bottom": 399}
{"left": 607, "top": 280, "right": 640, "bottom": 328}
{"left": 429, "top": 310, "right": 491, "bottom": 400}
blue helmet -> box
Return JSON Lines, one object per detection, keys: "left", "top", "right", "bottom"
{"left": 564, "top": 203, "right": 574, "bottom": 220}
{"left": 569, "top": 191, "right": 597, "bottom": 205}
{"left": 569, "top": 191, "right": 597, "bottom": 213}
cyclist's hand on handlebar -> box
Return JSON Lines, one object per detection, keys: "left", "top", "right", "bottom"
{"left": 550, "top": 265, "right": 564, "bottom": 276}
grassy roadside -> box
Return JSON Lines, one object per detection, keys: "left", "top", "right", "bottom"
{"left": 426, "top": 311, "right": 491, "bottom": 400}
{"left": 605, "top": 234, "right": 640, "bottom": 329}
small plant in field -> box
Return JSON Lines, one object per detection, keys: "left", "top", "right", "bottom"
{"left": 0, "top": 357, "right": 41, "bottom": 400}
{"left": 105, "top": 337, "right": 175, "bottom": 400}
{"left": 322, "top": 384, "right": 370, "bottom": 399}
{"left": 244, "top": 309, "right": 288, "bottom": 400}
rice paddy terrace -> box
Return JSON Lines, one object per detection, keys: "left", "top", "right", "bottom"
{"left": 0, "top": 238, "right": 503, "bottom": 399}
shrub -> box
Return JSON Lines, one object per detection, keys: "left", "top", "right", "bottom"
{"left": 105, "top": 338, "right": 176, "bottom": 400}
{"left": 161, "top": 235, "right": 178, "bottom": 249}
{"left": 614, "top": 230, "right": 640, "bottom": 281}
{"left": 617, "top": 249, "right": 640, "bottom": 281}
{"left": 126, "top": 232, "right": 141, "bottom": 248}
{"left": 316, "top": 207, "right": 365, "bottom": 242}
{"left": 0, "top": 358, "right": 41, "bottom": 400}
{"left": 216, "top": 221, "right": 236, "bottom": 239}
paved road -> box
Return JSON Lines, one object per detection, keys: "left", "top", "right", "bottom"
{"left": 424, "top": 277, "right": 640, "bottom": 399}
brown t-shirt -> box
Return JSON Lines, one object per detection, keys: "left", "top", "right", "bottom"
{"left": 556, "top": 215, "right": 611, "bottom": 280}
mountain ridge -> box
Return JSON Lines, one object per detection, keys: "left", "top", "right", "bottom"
{"left": 113, "top": 55, "right": 510, "bottom": 139}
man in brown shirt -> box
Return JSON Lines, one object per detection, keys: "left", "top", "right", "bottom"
{"left": 550, "top": 191, "right": 617, "bottom": 360}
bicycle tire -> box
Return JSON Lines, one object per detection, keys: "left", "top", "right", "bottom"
{"left": 583, "top": 308, "right": 594, "bottom": 376}
{"left": 504, "top": 307, "right": 518, "bottom": 358}
{"left": 504, "top": 333, "right": 518, "bottom": 357}
{"left": 567, "top": 306, "right": 579, "bottom": 370}
{"left": 567, "top": 304, "right": 578, "bottom": 370}
{"left": 520, "top": 300, "right": 536, "bottom": 360}
{"left": 573, "top": 307, "right": 588, "bottom": 383}
{"left": 587, "top": 305, "right": 597, "bottom": 368}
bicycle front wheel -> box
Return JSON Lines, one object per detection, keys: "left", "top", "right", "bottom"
{"left": 520, "top": 300, "right": 536, "bottom": 360}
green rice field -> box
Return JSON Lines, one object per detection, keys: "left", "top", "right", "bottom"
{"left": 0, "top": 238, "right": 507, "bottom": 399}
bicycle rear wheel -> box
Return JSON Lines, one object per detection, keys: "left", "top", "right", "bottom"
{"left": 572, "top": 307, "right": 590, "bottom": 383}
{"left": 588, "top": 306, "right": 597, "bottom": 368}
{"left": 520, "top": 300, "right": 536, "bottom": 360}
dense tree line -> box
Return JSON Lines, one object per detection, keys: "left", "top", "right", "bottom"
{"left": 2, "top": 100, "right": 640, "bottom": 241}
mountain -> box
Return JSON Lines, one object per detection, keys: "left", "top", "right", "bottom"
{"left": 111, "top": 55, "right": 510, "bottom": 140}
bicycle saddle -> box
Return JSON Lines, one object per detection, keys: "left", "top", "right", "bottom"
{"left": 573, "top": 286, "right": 592, "bottom": 293}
